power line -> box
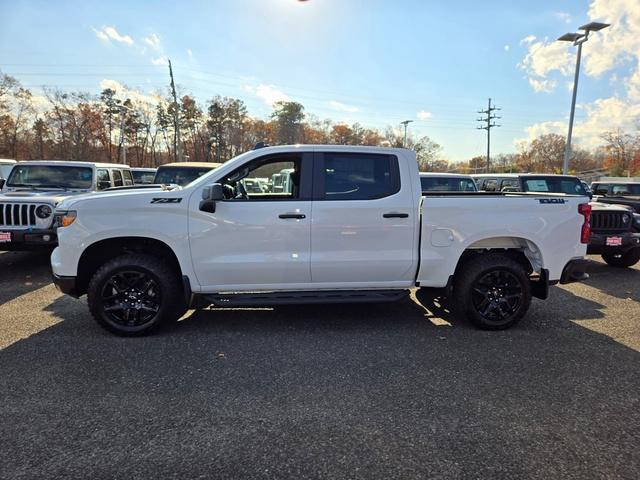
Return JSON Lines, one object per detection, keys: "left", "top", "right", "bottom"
{"left": 476, "top": 98, "right": 501, "bottom": 173}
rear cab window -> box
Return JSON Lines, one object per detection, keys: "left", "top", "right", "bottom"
{"left": 318, "top": 153, "right": 399, "bottom": 200}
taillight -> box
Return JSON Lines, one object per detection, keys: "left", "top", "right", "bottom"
{"left": 578, "top": 203, "right": 591, "bottom": 244}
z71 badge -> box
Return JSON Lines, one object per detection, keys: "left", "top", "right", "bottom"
{"left": 538, "top": 198, "right": 566, "bottom": 204}
{"left": 151, "top": 198, "right": 182, "bottom": 204}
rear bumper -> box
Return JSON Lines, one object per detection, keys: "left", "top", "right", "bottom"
{"left": 587, "top": 231, "right": 640, "bottom": 255}
{"left": 0, "top": 228, "right": 57, "bottom": 250}
{"left": 559, "top": 258, "right": 590, "bottom": 284}
{"left": 52, "top": 273, "right": 81, "bottom": 298}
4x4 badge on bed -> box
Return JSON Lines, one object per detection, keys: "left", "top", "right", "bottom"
{"left": 538, "top": 198, "right": 566, "bottom": 204}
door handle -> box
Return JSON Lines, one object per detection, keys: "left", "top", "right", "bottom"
{"left": 279, "top": 213, "right": 306, "bottom": 219}
{"left": 383, "top": 212, "right": 409, "bottom": 218}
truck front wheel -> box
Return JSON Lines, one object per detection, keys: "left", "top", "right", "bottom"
{"left": 453, "top": 254, "right": 532, "bottom": 330}
{"left": 601, "top": 248, "right": 640, "bottom": 268}
{"left": 87, "top": 254, "right": 185, "bottom": 336}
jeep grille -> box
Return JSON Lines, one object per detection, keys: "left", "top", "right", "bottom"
{"left": 590, "top": 211, "right": 630, "bottom": 233}
{"left": 0, "top": 202, "right": 38, "bottom": 227}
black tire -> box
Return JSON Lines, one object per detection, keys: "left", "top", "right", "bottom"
{"left": 601, "top": 248, "right": 640, "bottom": 268}
{"left": 87, "top": 254, "right": 185, "bottom": 336}
{"left": 453, "top": 253, "right": 532, "bottom": 330}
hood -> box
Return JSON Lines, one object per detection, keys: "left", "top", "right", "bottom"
{"left": 589, "top": 201, "right": 633, "bottom": 212}
{"left": 0, "top": 190, "right": 92, "bottom": 205}
{"left": 56, "top": 185, "right": 182, "bottom": 210}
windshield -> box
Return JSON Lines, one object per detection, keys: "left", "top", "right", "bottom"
{"left": 6, "top": 165, "right": 93, "bottom": 189}
{"left": 421, "top": 176, "right": 477, "bottom": 192}
{"left": 522, "top": 177, "right": 587, "bottom": 195}
{"left": 154, "top": 167, "right": 213, "bottom": 186}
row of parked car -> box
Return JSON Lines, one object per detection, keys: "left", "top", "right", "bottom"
{"left": 1, "top": 159, "right": 639, "bottom": 269}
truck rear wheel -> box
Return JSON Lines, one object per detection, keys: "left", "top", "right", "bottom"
{"left": 453, "top": 253, "right": 532, "bottom": 330}
{"left": 87, "top": 254, "right": 184, "bottom": 336}
{"left": 601, "top": 248, "right": 640, "bottom": 268}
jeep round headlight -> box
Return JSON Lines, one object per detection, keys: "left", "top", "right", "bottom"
{"left": 36, "top": 205, "right": 52, "bottom": 219}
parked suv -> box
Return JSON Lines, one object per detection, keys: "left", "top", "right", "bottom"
{"left": 0, "top": 161, "right": 132, "bottom": 250}
{"left": 591, "top": 181, "right": 640, "bottom": 214}
{"left": 153, "top": 162, "right": 222, "bottom": 186}
{"left": 131, "top": 167, "right": 157, "bottom": 185}
{"left": 420, "top": 173, "right": 477, "bottom": 192}
{"left": 587, "top": 202, "right": 640, "bottom": 267}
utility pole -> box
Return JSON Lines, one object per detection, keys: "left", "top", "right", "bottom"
{"left": 477, "top": 98, "right": 501, "bottom": 173}
{"left": 168, "top": 59, "right": 183, "bottom": 162}
{"left": 400, "top": 120, "right": 413, "bottom": 147}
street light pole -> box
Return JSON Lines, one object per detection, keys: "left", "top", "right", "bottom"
{"left": 563, "top": 39, "right": 583, "bottom": 176}
{"left": 400, "top": 120, "right": 413, "bottom": 147}
{"left": 558, "top": 22, "right": 610, "bottom": 175}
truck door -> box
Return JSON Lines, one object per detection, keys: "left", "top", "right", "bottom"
{"left": 310, "top": 151, "right": 417, "bottom": 286}
{"left": 189, "top": 152, "right": 313, "bottom": 291}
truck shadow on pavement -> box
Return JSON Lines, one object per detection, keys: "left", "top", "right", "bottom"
{"left": 0, "top": 250, "right": 53, "bottom": 305}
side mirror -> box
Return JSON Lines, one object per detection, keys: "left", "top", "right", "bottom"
{"left": 0, "top": 178, "right": 5, "bottom": 190}
{"left": 199, "top": 183, "right": 224, "bottom": 213}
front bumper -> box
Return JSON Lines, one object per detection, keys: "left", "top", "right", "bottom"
{"left": 587, "top": 231, "right": 640, "bottom": 255}
{"left": 0, "top": 228, "right": 57, "bottom": 250}
{"left": 52, "top": 273, "right": 81, "bottom": 298}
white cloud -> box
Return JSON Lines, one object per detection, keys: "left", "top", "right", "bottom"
{"left": 529, "top": 77, "right": 557, "bottom": 93}
{"left": 151, "top": 56, "right": 168, "bottom": 66}
{"left": 554, "top": 11, "right": 572, "bottom": 24}
{"left": 243, "top": 84, "right": 289, "bottom": 106}
{"left": 504, "top": 44, "right": 510, "bottom": 52}
{"left": 519, "top": 37, "right": 573, "bottom": 81}
{"left": 93, "top": 26, "right": 134, "bottom": 45}
{"left": 187, "top": 49, "right": 193, "bottom": 58}
{"left": 98, "top": 79, "right": 162, "bottom": 107}
{"left": 143, "top": 33, "right": 161, "bottom": 50}
{"left": 416, "top": 110, "right": 432, "bottom": 120}
{"left": 328, "top": 100, "right": 359, "bottom": 113}
{"left": 520, "top": 35, "right": 536, "bottom": 45}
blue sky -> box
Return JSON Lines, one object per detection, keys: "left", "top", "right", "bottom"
{"left": 1, "top": 0, "right": 638, "bottom": 162}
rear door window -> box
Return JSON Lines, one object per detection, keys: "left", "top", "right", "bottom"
{"left": 319, "top": 153, "right": 399, "bottom": 200}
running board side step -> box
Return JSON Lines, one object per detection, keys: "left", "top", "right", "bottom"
{"left": 200, "top": 289, "right": 409, "bottom": 307}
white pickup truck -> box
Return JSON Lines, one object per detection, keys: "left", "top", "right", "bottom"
{"left": 51, "top": 145, "right": 590, "bottom": 335}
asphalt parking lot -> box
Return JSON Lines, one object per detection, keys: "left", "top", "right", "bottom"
{"left": 0, "top": 251, "right": 639, "bottom": 479}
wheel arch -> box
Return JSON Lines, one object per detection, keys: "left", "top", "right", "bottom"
{"left": 76, "top": 236, "right": 184, "bottom": 297}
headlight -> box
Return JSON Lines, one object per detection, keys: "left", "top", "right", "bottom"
{"left": 633, "top": 214, "right": 640, "bottom": 228}
{"left": 35, "top": 205, "right": 52, "bottom": 219}
{"left": 54, "top": 210, "right": 77, "bottom": 228}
